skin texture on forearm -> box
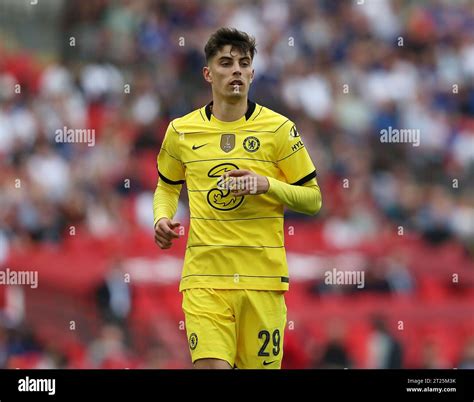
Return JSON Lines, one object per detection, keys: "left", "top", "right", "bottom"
{"left": 266, "top": 177, "right": 322, "bottom": 215}
{"left": 153, "top": 179, "right": 182, "bottom": 225}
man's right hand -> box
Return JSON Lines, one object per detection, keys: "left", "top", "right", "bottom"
{"left": 154, "top": 218, "right": 181, "bottom": 249}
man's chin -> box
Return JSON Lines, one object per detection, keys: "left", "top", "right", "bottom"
{"left": 226, "top": 89, "right": 246, "bottom": 99}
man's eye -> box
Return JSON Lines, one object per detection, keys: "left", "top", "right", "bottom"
{"left": 241, "top": 62, "right": 249, "bottom": 67}
{"left": 221, "top": 62, "right": 230, "bottom": 66}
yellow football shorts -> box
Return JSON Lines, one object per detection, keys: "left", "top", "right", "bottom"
{"left": 182, "top": 288, "right": 287, "bottom": 369}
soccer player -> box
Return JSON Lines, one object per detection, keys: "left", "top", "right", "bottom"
{"left": 153, "top": 27, "right": 322, "bottom": 369}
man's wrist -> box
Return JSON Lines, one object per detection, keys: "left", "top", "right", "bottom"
{"left": 154, "top": 216, "right": 169, "bottom": 227}
{"left": 262, "top": 176, "right": 270, "bottom": 194}
{"left": 265, "top": 176, "right": 277, "bottom": 195}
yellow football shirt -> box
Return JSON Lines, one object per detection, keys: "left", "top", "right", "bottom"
{"left": 156, "top": 101, "right": 317, "bottom": 291}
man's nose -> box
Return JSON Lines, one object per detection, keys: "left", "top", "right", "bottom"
{"left": 232, "top": 62, "right": 242, "bottom": 75}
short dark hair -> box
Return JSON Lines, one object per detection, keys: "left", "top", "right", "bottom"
{"left": 204, "top": 27, "right": 257, "bottom": 62}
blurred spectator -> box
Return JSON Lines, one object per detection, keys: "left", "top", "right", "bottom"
{"left": 311, "top": 320, "right": 352, "bottom": 369}
{"left": 384, "top": 254, "right": 415, "bottom": 294}
{"left": 95, "top": 258, "right": 132, "bottom": 331}
{"left": 366, "top": 316, "right": 403, "bottom": 369}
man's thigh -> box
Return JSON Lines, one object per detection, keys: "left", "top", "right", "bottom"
{"left": 235, "top": 290, "right": 287, "bottom": 369}
{"left": 182, "top": 288, "right": 237, "bottom": 367}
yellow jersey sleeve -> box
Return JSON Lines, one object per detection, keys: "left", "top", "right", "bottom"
{"left": 275, "top": 122, "right": 316, "bottom": 185}
{"left": 153, "top": 179, "right": 182, "bottom": 225}
{"left": 266, "top": 176, "right": 322, "bottom": 215}
{"left": 157, "top": 122, "right": 185, "bottom": 184}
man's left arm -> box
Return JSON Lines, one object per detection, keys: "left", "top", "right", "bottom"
{"left": 266, "top": 176, "right": 321, "bottom": 215}
{"left": 268, "top": 122, "right": 322, "bottom": 215}
{"left": 223, "top": 121, "right": 322, "bottom": 215}
{"left": 221, "top": 169, "right": 321, "bottom": 215}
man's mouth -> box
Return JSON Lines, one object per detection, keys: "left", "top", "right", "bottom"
{"left": 229, "top": 80, "right": 243, "bottom": 86}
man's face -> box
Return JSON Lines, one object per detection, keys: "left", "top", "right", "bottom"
{"left": 204, "top": 45, "right": 254, "bottom": 100}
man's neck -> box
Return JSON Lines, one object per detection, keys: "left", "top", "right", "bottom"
{"left": 211, "top": 96, "right": 248, "bottom": 122}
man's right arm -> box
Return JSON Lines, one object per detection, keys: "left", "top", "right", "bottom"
{"left": 153, "top": 122, "right": 186, "bottom": 249}
{"left": 153, "top": 179, "right": 182, "bottom": 249}
{"left": 153, "top": 178, "right": 181, "bottom": 226}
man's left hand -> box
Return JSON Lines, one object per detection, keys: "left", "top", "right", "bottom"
{"left": 221, "top": 169, "right": 269, "bottom": 196}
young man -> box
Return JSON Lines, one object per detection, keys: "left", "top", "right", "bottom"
{"left": 153, "top": 27, "right": 322, "bottom": 369}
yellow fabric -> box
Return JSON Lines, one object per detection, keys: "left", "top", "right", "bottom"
{"left": 266, "top": 177, "right": 322, "bottom": 215}
{"left": 153, "top": 180, "right": 181, "bottom": 225}
{"left": 154, "top": 102, "right": 320, "bottom": 291}
{"left": 182, "top": 288, "right": 286, "bottom": 369}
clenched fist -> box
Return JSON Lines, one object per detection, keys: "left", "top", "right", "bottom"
{"left": 154, "top": 218, "right": 181, "bottom": 249}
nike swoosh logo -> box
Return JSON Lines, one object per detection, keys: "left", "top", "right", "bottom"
{"left": 263, "top": 360, "right": 277, "bottom": 366}
{"left": 192, "top": 144, "right": 208, "bottom": 150}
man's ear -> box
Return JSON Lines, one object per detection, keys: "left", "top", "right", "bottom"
{"left": 203, "top": 66, "right": 212, "bottom": 84}
{"left": 250, "top": 69, "right": 255, "bottom": 83}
